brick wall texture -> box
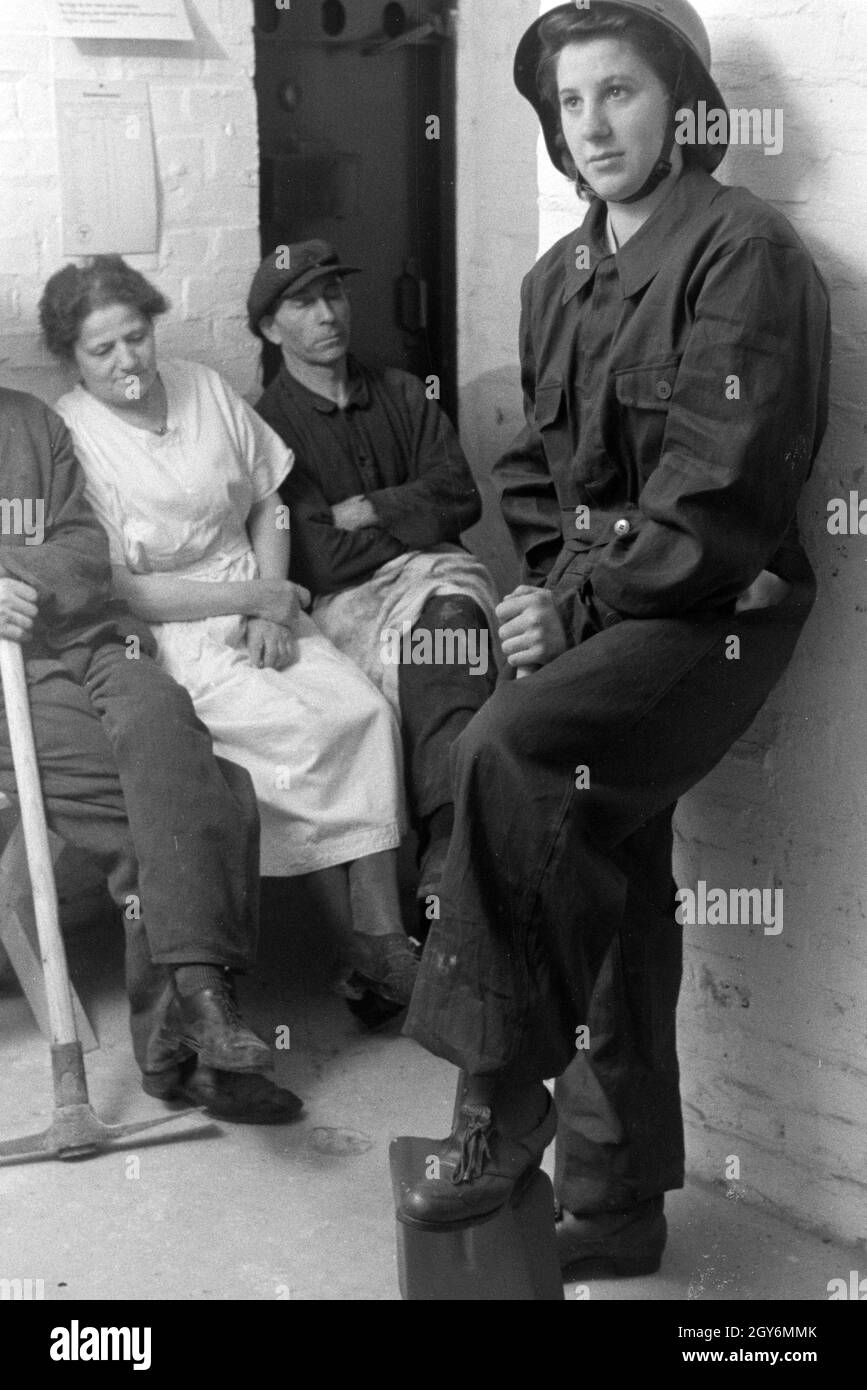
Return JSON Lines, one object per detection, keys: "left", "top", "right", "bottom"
{"left": 0, "top": 0, "right": 260, "bottom": 403}
{"left": 0, "top": 0, "right": 864, "bottom": 1248}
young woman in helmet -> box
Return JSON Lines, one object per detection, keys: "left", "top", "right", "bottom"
{"left": 396, "top": 0, "right": 830, "bottom": 1243}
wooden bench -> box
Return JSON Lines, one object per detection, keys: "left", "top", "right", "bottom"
{"left": 0, "top": 799, "right": 98, "bottom": 1052}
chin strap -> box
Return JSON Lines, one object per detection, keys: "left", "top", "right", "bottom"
{"left": 615, "top": 148, "right": 674, "bottom": 204}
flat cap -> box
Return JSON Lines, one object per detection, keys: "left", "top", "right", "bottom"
{"left": 247, "top": 239, "right": 360, "bottom": 334}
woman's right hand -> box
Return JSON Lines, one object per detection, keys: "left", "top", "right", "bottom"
{"left": 254, "top": 579, "right": 311, "bottom": 628}
{"left": 497, "top": 585, "right": 567, "bottom": 672}
{"left": 0, "top": 578, "right": 39, "bottom": 642}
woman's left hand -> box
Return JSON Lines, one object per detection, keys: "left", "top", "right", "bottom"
{"left": 497, "top": 585, "right": 568, "bottom": 671}
{"left": 246, "top": 617, "right": 296, "bottom": 671}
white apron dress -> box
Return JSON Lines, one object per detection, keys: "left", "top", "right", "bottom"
{"left": 56, "top": 359, "right": 405, "bottom": 876}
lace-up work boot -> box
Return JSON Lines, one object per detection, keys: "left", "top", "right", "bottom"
{"left": 398, "top": 1095, "right": 558, "bottom": 1229}
{"left": 143, "top": 1062, "right": 302, "bottom": 1124}
{"left": 167, "top": 975, "right": 272, "bottom": 1073}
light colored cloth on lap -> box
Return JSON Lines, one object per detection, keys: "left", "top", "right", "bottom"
{"left": 312, "top": 545, "right": 501, "bottom": 712}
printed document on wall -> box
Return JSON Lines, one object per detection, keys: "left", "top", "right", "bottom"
{"left": 44, "top": 1, "right": 194, "bottom": 42}
{"left": 55, "top": 81, "right": 158, "bottom": 256}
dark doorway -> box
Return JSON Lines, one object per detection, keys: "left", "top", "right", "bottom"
{"left": 252, "top": 1, "right": 458, "bottom": 421}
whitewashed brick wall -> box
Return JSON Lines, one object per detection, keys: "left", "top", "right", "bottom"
{"left": 458, "top": 0, "right": 867, "bottom": 1248}
{"left": 0, "top": 0, "right": 863, "bottom": 1252}
{"left": 454, "top": 1, "right": 540, "bottom": 594}
{"left": 0, "top": 0, "right": 260, "bottom": 404}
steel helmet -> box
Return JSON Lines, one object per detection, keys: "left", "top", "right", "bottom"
{"left": 514, "top": 0, "right": 729, "bottom": 196}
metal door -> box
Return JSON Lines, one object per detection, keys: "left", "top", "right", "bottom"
{"left": 253, "top": 0, "right": 457, "bottom": 417}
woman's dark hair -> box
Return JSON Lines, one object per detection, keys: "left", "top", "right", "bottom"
{"left": 536, "top": 4, "right": 700, "bottom": 179}
{"left": 39, "top": 255, "right": 170, "bottom": 361}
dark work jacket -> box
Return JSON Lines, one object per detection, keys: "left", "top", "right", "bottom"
{"left": 256, "top": 357, "right": 481, "bottom": 596}
{"left": 494, "top": 166, "right": 830, "bottom": 643}
{"left": 0, "top": 388, "right": 154, "bottom": 658}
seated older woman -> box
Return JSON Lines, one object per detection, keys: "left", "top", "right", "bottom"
{"left": 39, "top": 255, "right": 417, "bottom": 1013}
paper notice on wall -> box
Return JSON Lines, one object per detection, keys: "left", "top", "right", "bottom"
{"left": 44, "top": 0, "right": 194, "bottom": 42}
{"left": 55, "top": 81, "right": 158, "bottom": 255}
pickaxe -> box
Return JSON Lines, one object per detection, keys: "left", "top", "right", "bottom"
{"left": 0, "top": 638, "right": 205, "bottom": 1161}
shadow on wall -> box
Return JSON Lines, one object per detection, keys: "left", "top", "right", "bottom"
{"left": 458, "top": 364, "right": 527, "bottom": 600}
{"left": 713, "top": 36, "right": 821, "bottom": 202}
{"left": 71, "top": 4, "right": 228, "bottom": 63}
{"left": 676, "top": 40, "right": 857, "bottom": 893}
{"left": 673, "top": 39, "right": 867, "bottom": 1239}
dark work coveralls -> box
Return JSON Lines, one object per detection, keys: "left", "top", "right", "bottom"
{"left": 404, "top": 167, "right": 830, "bottom": 1213}
{"left": 256, "top": 359, "right": 496, "bottom": 851}
{"left": 0, "top": 389, "right": 260, "bottom": 1079}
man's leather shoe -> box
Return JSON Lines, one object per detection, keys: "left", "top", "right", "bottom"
{"left": 168, "top": 979, "right": 272, "bottom": 1073}
{"left": 555, "top": 1195, "right": 666, "bottom": 1276}
{"left": 398, "top": 1093, "right": 558, "bottom": 1229}
{"left": 143, "top": 1064, "right": 303, "bottom": 1125}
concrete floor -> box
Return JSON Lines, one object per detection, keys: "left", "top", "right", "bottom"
{"left": 0, "top": 877, "right": 859, "bottom": 1303}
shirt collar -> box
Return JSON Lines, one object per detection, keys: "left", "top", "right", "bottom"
{"left": 562, "top": 166, "right": 721, "bottom": 303}
{"left": 278, "top": 354, "right": 370, "bottom": 414}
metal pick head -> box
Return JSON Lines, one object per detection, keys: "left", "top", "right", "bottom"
{"left": 0, "top": 1102, "right": 209, "bottom": 1163}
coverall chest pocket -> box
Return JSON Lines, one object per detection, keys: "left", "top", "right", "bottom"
{"left": 533, "top": 383, "right": 573, "bottom": 489}
{"left": 613, "top": 359, "right": 680, "bottom": 486}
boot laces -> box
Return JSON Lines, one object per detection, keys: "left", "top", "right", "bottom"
{"left": 452, "top": 1104, "right": 493, "bottom": 1184}
{"left": 215, "top": 974, "right": 244, "bottom": 1026}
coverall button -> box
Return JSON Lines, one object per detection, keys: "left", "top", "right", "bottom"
{"left": 655, "top": 380, "right": 673, "bottom": 400}
{"left": 613, "top": 517, "right": 631, "bottom": 537}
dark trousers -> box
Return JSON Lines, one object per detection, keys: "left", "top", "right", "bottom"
{"left": 397, "top": 593, "right": 496, "bottom": 839}
{"left": 405, "top": 583, "right": 815, "bottom": 1201}
{"left": 554, "top": 808, "right": 684, "bottom": 1213}
{"left": 0, "top": 639, "right": 260, "bottom": 1077}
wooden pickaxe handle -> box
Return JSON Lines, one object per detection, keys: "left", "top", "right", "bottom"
{"left": 0, "top": 639, "right": 77, "bottom": 1047}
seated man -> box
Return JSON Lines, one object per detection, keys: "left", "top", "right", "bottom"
{"left": 249, "top": 241, "right": 499, "bottom": 908}
{"left": 0, "top": 384, "right": 299, "bottom": 1124}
